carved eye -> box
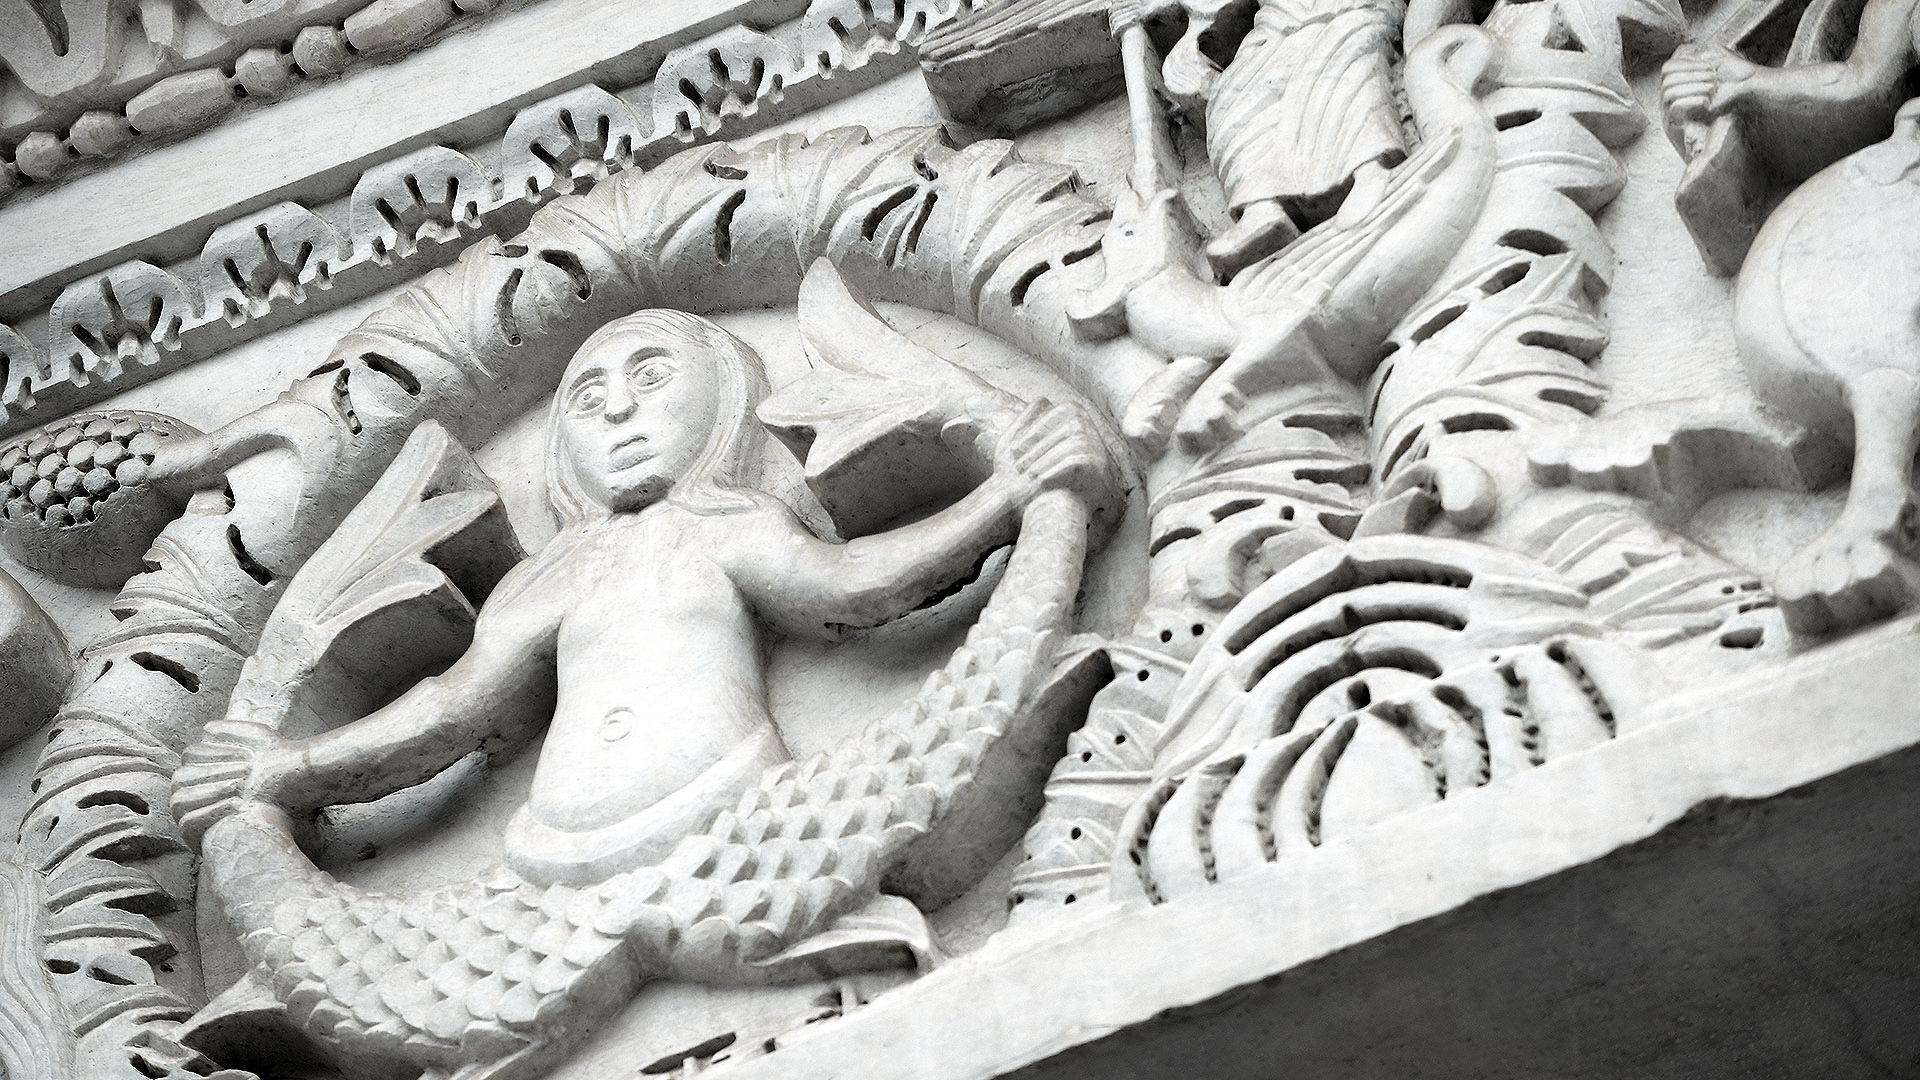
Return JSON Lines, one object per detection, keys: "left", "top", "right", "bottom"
{"left": 568, "top": 378, "right": 607, "bottom": 414}
{"left": 632, "top": 359, "right": 674, "bottom": 389}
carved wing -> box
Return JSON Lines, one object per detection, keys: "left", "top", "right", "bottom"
{"left": 1224, "top": 128, "right": 1464, "bottom": 318}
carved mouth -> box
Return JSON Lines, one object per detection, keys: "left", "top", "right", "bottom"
{"left": 608, "top": 432, "right": 652, "bottom": 469}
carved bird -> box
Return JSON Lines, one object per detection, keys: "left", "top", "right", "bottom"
{"left": 1101, "top": 25, "right": 1503, "bottom": 453}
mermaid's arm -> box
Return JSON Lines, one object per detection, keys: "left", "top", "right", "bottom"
{"left": 255, "top": 588, "right": 561, "bottom": 812}
{"left": 730, "top": 477, "right": 1023, "bottom": 639}
{"left": 730, "top": 403, "right": 1113, "bottom": 638}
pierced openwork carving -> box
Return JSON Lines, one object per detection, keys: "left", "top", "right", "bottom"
{"left": 0, "top": 0, "right": 987, "bottom": 440}
{"left": 5, "top": 0, "right": 1912, "bottom": 1072}
{"left": 1008, "top": 0, "right": 1772, "bottom": 919}
{"left": 17, "top": 121, "right": 1118, "bottom": 1080}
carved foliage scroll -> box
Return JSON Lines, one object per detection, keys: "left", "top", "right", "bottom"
{"left": 20, "top": 123, "right": 1112, "bottom": 1080}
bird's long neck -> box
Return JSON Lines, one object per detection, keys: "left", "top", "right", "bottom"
{"left": 1405, "top": 27, "right": 1500, "bottom": 156}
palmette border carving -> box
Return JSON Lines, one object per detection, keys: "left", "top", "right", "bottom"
{"left": 0, "top": 0, "right": 980, "bottom": 440}
{"left": 17, "top": 122, "right": 1112, "bottom": 1080}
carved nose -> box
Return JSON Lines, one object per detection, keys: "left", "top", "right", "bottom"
{"left": 603, "top": 382, "right": 637, "bottom": 421}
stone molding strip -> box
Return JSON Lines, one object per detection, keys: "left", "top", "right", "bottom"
{"left": 0, "top": 0, "right": 977, "bottom": 439}
{"left": 0, "top": 0, "right": 534, "bottom": 202}
{"left": 708, "top": 609, "right": 1920, "bottom": 1080}
{"left": 0, "top": 0, "right": 814, "bottom": 312}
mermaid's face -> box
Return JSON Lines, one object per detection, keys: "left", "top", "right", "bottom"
{"left": 557, "top": 333, "right": 721, "bottom": 513}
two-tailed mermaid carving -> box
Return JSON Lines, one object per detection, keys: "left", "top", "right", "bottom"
{"left": 169, "top": 262, "right": 1122, "bottom": 1080}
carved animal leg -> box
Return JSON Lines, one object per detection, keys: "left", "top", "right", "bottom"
{"left": 1205, "top": 198, "right": 1300, "bottom": 279}
{"left": 1776, "top": 368, "right": 1920, "bottom": 634}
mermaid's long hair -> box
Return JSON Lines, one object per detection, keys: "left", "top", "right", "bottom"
{"left": 545, "top": 310, "right": 769, "bottom": 526}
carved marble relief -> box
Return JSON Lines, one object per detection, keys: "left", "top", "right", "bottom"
{"left": 8, "top": 122, "right": 1130, "bottom": 1080}
{"left": 0, "top": 0, "right": 1915, "bottom": 1074}
{"left": 0, "top": 0, "right": 982, "bottom": 442}
{"left": 1662, "top": 0, "right": 1920, "bottom": 633}
{"left": 1004, "top": 0, "right": 1784, "bottom": 916}
{"left": 0, "top": 0, "right": 543, "bottom": 197}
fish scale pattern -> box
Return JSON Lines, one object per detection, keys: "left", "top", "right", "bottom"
{"left": 211, "top": 494, "right": 1084, "bottom": 1079}
{"left": 240, "top": 864, "right": 655, "bottom": 1072}
{"left": 30, "top": 119, "right": 1108, "bottom": 1080}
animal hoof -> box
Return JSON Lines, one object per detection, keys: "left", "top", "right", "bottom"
{"left": 1774, "top": 530, "right": 1920, "bottom": 636}
{"left": 1204, "top": 200, "right": 1298, "bottom": 281}
{"left": 1174, "top": 385, "right": 1246, "bottom": 453}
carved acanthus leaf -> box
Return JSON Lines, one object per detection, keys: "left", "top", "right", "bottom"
{"left": 764, "top": 258, "right": 1009, "bottom": 497}
{"left": 1477, "top": 0, "right": 1683, "bottom": 70}
{"left": 1371, "top": 251, "right": 1608, "bottom": 488}
{"left": 244, "top": 424, "right": 507, "bottom": 687}
{"left": 1111, "top": 535, "right": 1656, "bottom": 903}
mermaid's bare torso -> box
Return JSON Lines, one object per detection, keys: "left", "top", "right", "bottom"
{"left": 507, "top": 508, "right": 790, "bottom": 884}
